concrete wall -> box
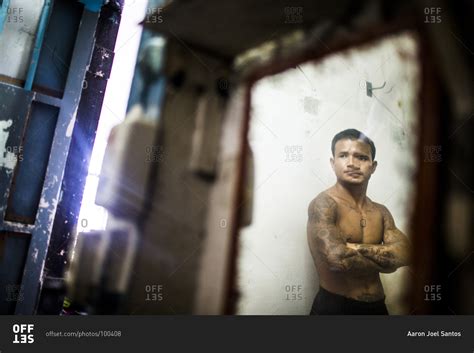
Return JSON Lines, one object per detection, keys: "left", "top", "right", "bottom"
{"left": 237, "top": 32, "right": 419, "bottom": 315}
{"left": 0, "top": 0, "right": 45, "bottom": 80}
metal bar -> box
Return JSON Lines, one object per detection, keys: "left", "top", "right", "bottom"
{"left": 39, "top": 0, "right": 124, "bottom": 314}
{"left": 33, "top": 92, "right": 62, "bottom": 108}
{"left": 24, "top": 0, "right": 53, "bottom": 91}
{"left": 78, "top": 0, "right": 106, "bottom": 13}
{"left": 1, "top": 221, "right": 35, "bottom": 234}
{"left": 0, "top": 0, "right": 11, "bottom": 33}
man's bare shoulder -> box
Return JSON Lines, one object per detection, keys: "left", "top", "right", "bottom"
{"left": 370, "top": 200, "right": 391, "bottom": 215}
{"left": 308, "top": 189, "right": 337, "bottom": 209}
{"left": 307, "top": 189, "right": 338, "bottom": 221}
{"left": 370, "top": 200, "right": 396, "bottom": 227}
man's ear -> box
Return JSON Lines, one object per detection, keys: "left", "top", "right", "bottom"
{"left": 371, "top": 160, "right": 378, "bottom": 174}
{"left": 330, "top": 157, "right": 335, "bottom": 171}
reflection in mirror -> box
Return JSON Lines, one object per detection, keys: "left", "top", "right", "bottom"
{"left": 237, "top": 32, "right": 420, "bottom": 315}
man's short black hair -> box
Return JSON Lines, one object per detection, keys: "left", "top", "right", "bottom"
{"left": 331, "top": 129, "right": 376, "bottom": 160}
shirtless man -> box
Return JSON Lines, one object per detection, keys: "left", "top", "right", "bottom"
{"left": 307, "top": 129, "right": 411, "bottom": 315}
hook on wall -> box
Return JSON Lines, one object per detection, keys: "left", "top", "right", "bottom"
{"left": 366, "top": 81, "right": 386, "bottom": 97}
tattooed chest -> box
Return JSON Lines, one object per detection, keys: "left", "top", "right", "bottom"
{"left": 337, "top": 210, "right": 384, "bottom": 244}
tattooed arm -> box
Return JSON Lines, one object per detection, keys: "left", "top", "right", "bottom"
{"left": 307, "top": 193, "right": 394, "bottom": 274}
{"left": 351, "top": 204, "right": 411, "bottom": 271}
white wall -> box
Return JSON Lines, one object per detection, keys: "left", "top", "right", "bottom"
{"left": 0, "top": 0, "right": 45, "bottom": 80}
{"left": 237, "top": 32, "right": 420, "bottom": 315}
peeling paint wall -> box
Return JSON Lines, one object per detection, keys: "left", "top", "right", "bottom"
{"left": 0, "top": 120, "right": 16, "bottom": 170}
{"left": 237, "top": 32, "right": 420, "bottom": 315}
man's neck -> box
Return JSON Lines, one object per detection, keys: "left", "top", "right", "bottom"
{"left": 334, "top": 181, "right": 368, "bottom": 208}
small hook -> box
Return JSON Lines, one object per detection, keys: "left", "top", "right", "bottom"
{"left": 366, "top": 81, "right": 386, "bottom": 97}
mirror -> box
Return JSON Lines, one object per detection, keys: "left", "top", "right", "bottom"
{"left": 237, "top": 31, "right": 420, "bottom": 315}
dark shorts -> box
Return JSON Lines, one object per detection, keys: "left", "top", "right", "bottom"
{"left": 310, "top": 287, "right": 389, "bottom": 315}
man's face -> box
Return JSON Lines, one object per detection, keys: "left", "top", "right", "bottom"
{"left": 330, "top": 138, "right": 377, "bottom": 185}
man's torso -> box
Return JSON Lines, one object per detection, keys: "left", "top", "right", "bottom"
{"left": 314, "top": 187, "right": 386, "bottom": 302}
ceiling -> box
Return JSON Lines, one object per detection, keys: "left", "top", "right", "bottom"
{"left": 144, "top": 0, "right": 354, "bottom": 60}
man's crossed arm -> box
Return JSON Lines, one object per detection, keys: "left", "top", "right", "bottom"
{"left": 347, "top": 204, "right": 411, "bottom": 272}
{"left": 307, "top": 193, "right": 398, "bottom": 274}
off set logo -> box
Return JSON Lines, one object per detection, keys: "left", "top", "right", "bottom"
{"left": 12, "top": 324, "right": 34, "bottom": 344}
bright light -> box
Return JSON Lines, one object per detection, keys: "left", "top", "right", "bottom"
{"left": 77, "top": 0, "right": 148, "bottom": 232}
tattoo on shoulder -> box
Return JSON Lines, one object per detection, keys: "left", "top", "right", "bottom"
{"left": 374, "top": 202, "right": 395, "bottom": 229}
{"left": 308, "top": 193, "right": 338, "bottom": 224}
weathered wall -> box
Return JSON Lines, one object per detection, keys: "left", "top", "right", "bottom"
{"left": 0, "top": 0, "right": 45, "bottom": 81}
{"left": 124, "top": 40, "right": 230, "bottom": 314}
